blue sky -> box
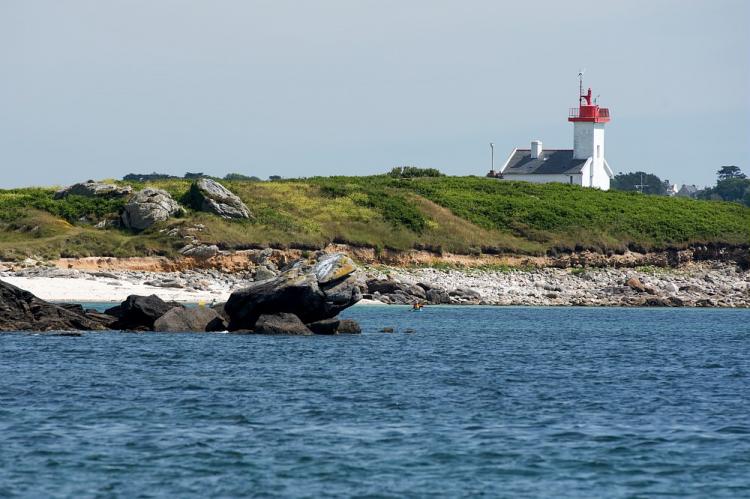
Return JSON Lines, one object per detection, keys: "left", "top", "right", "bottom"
{"left": 1, "top": 0, "right": 748, "bottom": 188}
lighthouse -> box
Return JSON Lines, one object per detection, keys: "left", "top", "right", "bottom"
{"left": 492, "top": 75, "right": 614, "bottom": 190}
{"left": 568, "top": 76, "right": 612, "bottom": 189}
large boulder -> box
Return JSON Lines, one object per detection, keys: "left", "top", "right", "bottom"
{"left": 105, "top": 294, "right": 181, "bottom": 330}
{"left": 188, "top": 178, "right": 251, "bottom": 219}
{"left": 253, "top": 313, "right": 312, "bottom": 335}
{"left": 154, "top": 306, "right": 226, "bottom": 332}
{"left": 121, "top": 188, "right": 184, "bottom": 230}
{"left": 0, "top": 280, "right": 111, "bottom": 331}
{"left": 54, "top": 180, "right": 133, "bottom": 200}
{"left": 225, "top": 253, "right": 363, "bottom": 330}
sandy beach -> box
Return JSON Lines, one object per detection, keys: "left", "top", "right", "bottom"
{"left": 1, "top": 276, "right": 232, "bottom": 304}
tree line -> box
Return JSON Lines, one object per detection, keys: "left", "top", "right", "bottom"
{"left": 611, "top": 166, "right": 749, "bottom": 207}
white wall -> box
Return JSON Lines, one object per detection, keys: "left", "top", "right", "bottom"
{"left": 574, "top": 121, "right": 610, "bottom": 190}
{"left": 573, "top": 122, "right": 605, "bottom": 160}
{"left": 501, "top": 174, "right": 583, "bottom": 186}
{"left": 590, "top": 162, "right": 611, "bottom": 190}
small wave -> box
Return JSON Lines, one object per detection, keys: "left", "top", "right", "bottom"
{"left": 716, "top": 425, "right": 750, "bottom": 434}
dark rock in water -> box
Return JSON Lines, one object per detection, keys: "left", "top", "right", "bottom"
{"left": 253, "top": 313, "right": 312, "bottom": 335}
{"left": 106, "top": 295, "right": 181, "bottom": 330}
{"left": 337, "top": 319, "right": 362, "bottom": 334}
{"left": 306, "top": 318, "right": 339, "bottom": 335}
{"left": 381, "top": 327, "right": 394, "bottom": 333}
{"left": 0, "top": 279, "right": 109, "bottom": 331}
{"left": 54, "top": 180, "right": 132, "bottom": 200}
{"left": 83, "top": 311, "right": 119, "bottom": 329}
{"left": 188, "top": 178, "right": 251, "bottom": 219}
{"left": 306, "top": 318, "right": 362, "bottom": 335}
{"left": 154, "top": 306, "right": 227, "bottom": 332}
{"left": 48, "top": 331, "right": 83, "bottom": 337}
{"left": 225, "top": 253, "right": 363, "bottom": 330}
{"left": 121, "top": 188, "right": 184, "bottom": 230}
{"left": 404, "top": 328, "right": 416, "bottom": 334}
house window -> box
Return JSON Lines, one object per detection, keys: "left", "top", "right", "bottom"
{"left": 569, "top": 176, "right": 573, "bottom": 184}
{"left": 597, "top": 145, "right": 601, "bottom": 158}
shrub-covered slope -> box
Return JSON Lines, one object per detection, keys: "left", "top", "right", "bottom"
{"left": 0, "top": 176, "right": 748, "bottom": 261}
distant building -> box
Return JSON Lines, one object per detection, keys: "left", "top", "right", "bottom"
{"left": 676, "top": 184, "right": 699, "bottom": 198}
{"left": 666, "top": 183, "right": 678, "bottom": 196}
{"left": 488, "top": 77, "right": 614, "bottom": 190}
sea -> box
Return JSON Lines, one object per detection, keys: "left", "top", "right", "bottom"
{"left": 1, "top": 305, "right": 749, "bottom": 498}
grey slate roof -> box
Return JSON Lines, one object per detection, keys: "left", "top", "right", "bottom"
{"left": 502, "top": 149, "right": 587, "bottom": 175}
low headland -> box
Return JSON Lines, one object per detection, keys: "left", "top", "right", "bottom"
{"left": 1, "top": 174, "right": 748, "bottom": 310}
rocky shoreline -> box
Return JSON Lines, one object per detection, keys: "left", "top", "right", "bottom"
{"left": 1, "top": 255, "right": 748, "bottom": 308}
{"left": 1, "top": 253, "right": 364, "bottom": 334}
{"left": 365, "top": 262, "right": 749, "bottom": 308}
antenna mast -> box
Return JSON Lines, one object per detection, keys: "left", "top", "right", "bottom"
{"left": 578, "top": 70, "right": 585, "bottom": 104}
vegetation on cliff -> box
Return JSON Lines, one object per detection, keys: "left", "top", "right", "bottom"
{"left": 0, "top": 175, "right": 748, "bottom": 261}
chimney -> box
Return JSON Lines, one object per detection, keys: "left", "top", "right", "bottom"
{"left": 531, "top": 140, "right": 543, "bottom": 159}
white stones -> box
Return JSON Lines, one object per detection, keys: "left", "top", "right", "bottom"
{"left": 363, "top": 262, "right": 749, "bottom": 308}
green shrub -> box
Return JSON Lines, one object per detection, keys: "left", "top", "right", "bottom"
{"left": 388, "top": 166, "right": 445, "bottom": 178}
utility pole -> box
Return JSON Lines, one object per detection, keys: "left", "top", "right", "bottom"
{"left": 490, "top": 142, "right": 494, "bottom": 172}
{"left": 634, "top": 172, "right": 647, "bottom": 193}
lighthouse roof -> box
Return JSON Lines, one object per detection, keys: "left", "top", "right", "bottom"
{"left": 501, "top": 149, "right": 588, "bottom": 175}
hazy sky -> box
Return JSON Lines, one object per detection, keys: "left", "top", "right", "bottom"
{"left": 1, "top": 0, "right": 748, "bottom": 188}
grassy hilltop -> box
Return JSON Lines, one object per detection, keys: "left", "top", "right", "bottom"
{"left": 0, "top": 176, "right": 748, "bottom": 261}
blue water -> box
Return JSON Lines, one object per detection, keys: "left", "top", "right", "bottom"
{"left": 1, "top": 306, "right": 749, "bottom": 498}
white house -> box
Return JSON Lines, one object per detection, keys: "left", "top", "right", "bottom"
{"left": 489, "top": 79, "right": 614, "bottom": 190}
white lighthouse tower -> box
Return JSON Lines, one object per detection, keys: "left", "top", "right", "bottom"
{"left": 495, "top": 74, "right": 614, "bottom": 189}
{"left": 568, "top": 75, "right": 612, "bottom": 189}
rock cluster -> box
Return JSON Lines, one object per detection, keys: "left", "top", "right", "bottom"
{"left": 121, "top": 188, "right": 185, "bottom": 230}
{"left": 364, "top": 278, "right": 477, "bottom": 305}
{"left": 0, "top": 280, "right": 113, "bottom": 331}
{"left": 54, "top": 180, "right": 133, "bottom": 199}
{"left": 0, "top": 253, "right": 364, "bottom": 334}
{"left": 188, "top": 178, "right": 251, "bottom": 219}
{"left": 225, "top": 253, "right": 363, "bottom": 332}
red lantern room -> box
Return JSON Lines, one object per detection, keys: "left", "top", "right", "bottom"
{"left": 568, "top": 81, "right": 610, "bottom": 123}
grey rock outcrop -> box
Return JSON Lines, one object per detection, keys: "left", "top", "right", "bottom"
{"left": 225, "top": 253, "right": 363, "bottom": 330}
{"left": 0, "top": 279, "right": 112, "bottom": 331}
{"left": 179, "top": 244, "right": 221, "bottom": 259}
{"left": 154, "top": 306, "right": 226, "bottom": 332}
{"left": 188, "top": 178, "right": 251, "bottom": 219}
{"left": 54, "top": 180, "right": 133, "bottom": 200}
{"left": 121, "top": 189, "right": 184, "bottom": 230}
{"left": 253, "top": 313, "right": 312, "bottom": 335}
{"left": 426, "top": 288, "right": 451, "bottom": 304}
{"left": 254, "top": 266, "right": 278, "bottom": 281}
{"left": 367, "top": 279, "right": 426, "bottom": 299}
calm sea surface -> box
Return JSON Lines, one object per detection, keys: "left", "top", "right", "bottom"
{"left": 1, "top": 306, "right": 749, "bottom": 498}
